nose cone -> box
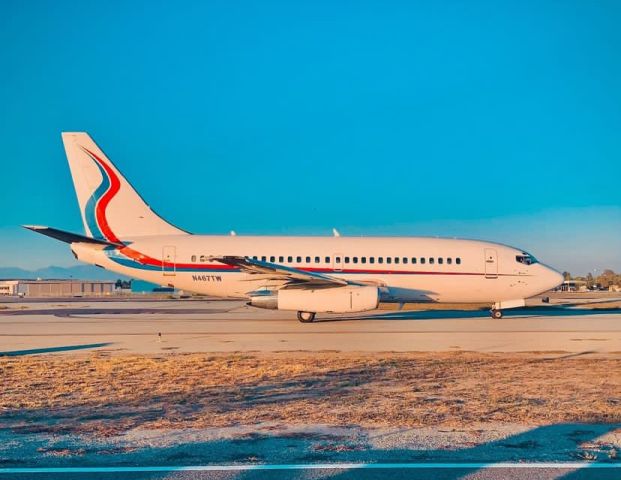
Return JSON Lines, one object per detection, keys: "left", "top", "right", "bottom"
{"left": 544, "top": 266, "right": 564, "bottom": 291}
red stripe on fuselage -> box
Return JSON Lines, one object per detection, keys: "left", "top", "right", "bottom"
{"left": 109, "top": 251, "right": 524, "bottom": 277}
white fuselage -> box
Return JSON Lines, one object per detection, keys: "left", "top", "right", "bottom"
{"left": 72, "top": 235, "right": 563, "bottom": 304}
{"left": 33, "top": 133, "right": 565, "bottom": 318}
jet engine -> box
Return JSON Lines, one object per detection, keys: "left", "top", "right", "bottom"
{"left": 250, "top": 286, "right": 379, "bottom": 313}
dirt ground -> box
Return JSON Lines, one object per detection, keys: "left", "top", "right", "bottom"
{"left": 1, "top": 352, "right": 619, "bottom": 437}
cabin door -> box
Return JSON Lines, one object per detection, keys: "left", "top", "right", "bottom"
{"left": 162, "top": 245, "right": 176, "bottom": 276}
{"left": 484, "top": 248, "right": 498, "bottom": 279}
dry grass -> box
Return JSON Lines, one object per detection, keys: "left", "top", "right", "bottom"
{"left": 1, "top": 352, "right": 619, "bottom": 436}
{"left": 583, "top": 301, "right": 621, "bottom": 309}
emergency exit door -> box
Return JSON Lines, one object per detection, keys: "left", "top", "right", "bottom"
{"left": 162, "top": 245, "right": 176, "bottom": 276}
{"left": 484, "top": 248, "right": 498, "bottom": 279}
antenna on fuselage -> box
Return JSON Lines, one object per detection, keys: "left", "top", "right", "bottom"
{"left": 332, "top": 228, "right": 341, "bottom": 237}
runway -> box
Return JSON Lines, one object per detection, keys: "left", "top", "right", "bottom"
{"left": 1, "top": 299, "right": 620, "bottom": 355}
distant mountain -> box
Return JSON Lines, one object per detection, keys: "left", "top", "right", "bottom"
{"left": 0, "top": 265, "right": 131, "bottom": 281}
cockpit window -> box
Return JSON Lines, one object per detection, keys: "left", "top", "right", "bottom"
{"left": 515, "top": 253, "right": 538, "bottom": 265}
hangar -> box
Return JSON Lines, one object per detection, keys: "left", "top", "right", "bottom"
{"left": 0, "top": 279, "right": 114, "bottom": 297}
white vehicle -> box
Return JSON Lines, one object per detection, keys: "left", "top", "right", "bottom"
{"left": 26, "top": 133, "right": 563, "bottom": 322}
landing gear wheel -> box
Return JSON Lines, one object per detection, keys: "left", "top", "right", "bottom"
{"left": 297, "top": 311, "right": 316, "bottom": 323}
{"left": 490, "top": 309, "right": 503, "bottom": 319}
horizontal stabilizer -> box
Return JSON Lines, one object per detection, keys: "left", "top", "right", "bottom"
{"left": 22, "top": 225, "right": 123, "bottom": 247}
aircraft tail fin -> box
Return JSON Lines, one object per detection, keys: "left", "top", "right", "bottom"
{"left": 61, "top": 132, "right": 189, "bottom": 243}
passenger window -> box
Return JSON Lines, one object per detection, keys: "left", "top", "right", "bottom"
{"left": 199, "top": 255, "right": 206, "bottom": 262}
{"left": 336, "top": 257, "right": 341, "bottom": 263}
{"left": 361, "top": 257, "right": 366, "bottom": 264}
{"left": 429, "top": 257, "right": 435, "bottom": 264}
{"left": 456, "top": 258, "right": 461, "bottom": 265}
{"left": 288, "top": 256, "right": 293, "bottom": 263}
{"left": 306, "top": 256, "right": 311, "bottom": 263}
{"left": 370, "top": 257, "right": 375, "bottom": 264}
{"left": 420, "top": 258, "right": 426, "bottom": 264}
{"left": 270, "top": 256, "right": 275, "bottom": 262}
{"left": 447, "top": 258, "right": 452, "bottom": 264}
{"left": 438, "top": 258, "right": 443, "bottom": 264}
{"left": 378, "top": 257, "right": 383, "bottom": 264}
{"left": 315, "top": 256, "right": 320, "bottom": 263}
{"left": 394, "top": 257, "right": 400, "bottom": 264}
{"left": 325, "top": 256, "right": 330, "bottom": 263}
{"left": 279, "top": 256, "right": 284, "bottom": 262}
{"left": 253, "top": 256, "right": 258, "bottom": 260}
{"left": 403, "top": 257, "right": 408, "bottom": 264}
{"left": 191, "top": 255, "right": 196, "bottom": 262}
{"left": 296, "top": 256, "right": 302, "bottom": 263}
{"left": 386, "top": 257, "right": 392, "bottom": 264}
{"left": 345, "top": 257, "right": 350, "bottom": 263}
{"left": 411, "top": 257, "right": 417, "bottom": 264}
{"left": 353, "top": 257, "right": 358, "bottom": 264}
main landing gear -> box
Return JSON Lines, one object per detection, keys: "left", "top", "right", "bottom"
{"left": 297, "top": 311, "right": 316, "bottom": 323}
{"left": 490, "top": 309, "right": 503, "bottom": 319}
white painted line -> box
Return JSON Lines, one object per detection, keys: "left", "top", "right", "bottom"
{"left": 0, "top": 462, "right": 619, "bottom": 473}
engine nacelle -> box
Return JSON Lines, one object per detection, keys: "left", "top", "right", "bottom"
{"left": 277, "top": 286, "right": 379, "bottom": 313}
{"left": 248, "top": 291, "right": 278, "bottom": 310}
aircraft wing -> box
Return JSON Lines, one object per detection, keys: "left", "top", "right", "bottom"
{"left": 209, "top": 256, "right": 360, "bottom": 288}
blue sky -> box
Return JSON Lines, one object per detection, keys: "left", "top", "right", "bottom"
{"left": 0, "top": 0, "right": 619, "bottom": 275}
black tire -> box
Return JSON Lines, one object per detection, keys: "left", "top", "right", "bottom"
{"left": 490, "top": 309, "right": 503, "bottom": 319}
{"left": 297, "top": 311, "right": 316, "bottom": 323}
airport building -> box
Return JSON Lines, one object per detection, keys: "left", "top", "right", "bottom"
{"left": 555, "top": 280, "right": 588, "bottom": 292}
{"left": 0, "top": 279, "right": 115, "bottom": 297}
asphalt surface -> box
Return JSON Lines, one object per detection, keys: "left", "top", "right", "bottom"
{"left": 1, "top": 298, "right": 620, "bottom": 355}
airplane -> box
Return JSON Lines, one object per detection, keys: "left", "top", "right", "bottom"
{"left": 25, "top": 132, "right": 564, "bottom": 322}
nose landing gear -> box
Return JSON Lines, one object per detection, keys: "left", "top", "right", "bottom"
{"left": 297, "top": 311, "right": 316, "bottom": 323}
{"left": 490, "top": 299, "right": 525, "bottom": 319}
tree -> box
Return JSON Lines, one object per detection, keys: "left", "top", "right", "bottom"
{"left": 562, "top": 271, "right": 571, "bottom": 281}
{"left": 597, "top": 269, "right": 617, "bottom": 288}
